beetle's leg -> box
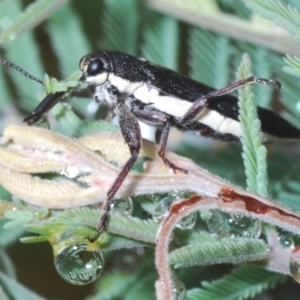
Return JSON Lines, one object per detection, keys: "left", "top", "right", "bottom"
{"left": 182, "top": 76, "right": 280, "bottom": 123}
{"left": 158, "top": 121, "right": 188, "bottom": 174}
{"left": 88, "top": 103, "right": 142, "bottom": 242}
{"left": 130, "top": 103, "right": 188, "bottom": 174}
{"left": 23, "top": 92, "right": 65, "bottom": 125}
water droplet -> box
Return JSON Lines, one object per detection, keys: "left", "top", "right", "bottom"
{"left": 207, "top": 210, "right": 261, "bottom": 238}
{"left": 177, "top": 212, "right": 197, "bottom": 230}
{"left": 173, "top": 279, "right": 186, "bottom": 300}
{"left": 54, "top": 243, "right": 104, "bottom": 285}
{"left": 154, "top": 190, "right": 184, "bottom": 223}
{"left": 33, "top": 207, "right": 48, "bottom": 220}
{"left": 153, "top": 191, "right": 196, "bottom": 228}
{"left": 279, "top": 233, "right": 295, "bottom": 249}
{"left": 62, "top": 164, "right": 79, "bottom": 178}
{"left": 168, "top": 190, "right": 184, "bottom": 202}
{"left": 153, "top": 197, "right": 172, "bottom": 224}
{"left": 290, "top": 259, "right": 300, "bottom": 283}
{"left": 290, "top": 247, "right": 300, "bottom": 283}
{"left": 207, "top": 210, "right": 228, "bottom": 238}
{"left": 111, "top": 197, "right": 133, "bottom": 215}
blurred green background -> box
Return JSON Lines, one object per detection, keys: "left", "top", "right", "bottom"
{"left": 1, "top": 0, "right": 300, "bottom": 299}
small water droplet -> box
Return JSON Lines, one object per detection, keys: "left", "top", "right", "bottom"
{"left": 168, "top": 190, "right": 184, "bottom": 202}
{"left": 153, "top": 190, "right": 184, "bottom": 223}
{"left": 207, "top": 210, "right": 229, "bottom": 238}
{"left": 177, "top": 212, "right": 197, "bottom": 230}
{"left": 173, "top": 279, "right": 186, "bottom": 300}
{"left": 62, "top": 165, "right": 79, "bottom": 178}
{"left": 54, "top": 243, "right": 104, "bottom": 285}
{"left": 153, "top": 197, "right": 172, "bottom": 223}
{"left": 290, "top": 260, "right": 300, "bottom": 283}
{"left": 111, "top": 197, "right": 133, "bottom": 215}
{"left": 290, "top": 247, "right": 300, "bottom": 283}
{"left": 33, "top": 208, "right": 48, "bottom": 220}
{"left": 207, "top": 210, "right": 261, "bottom": 238}
{"left": 153, "top": 191, "right": 195, "bottom": 228}
{"left": 279, "top": 233, "right": 295, "bottom": 249}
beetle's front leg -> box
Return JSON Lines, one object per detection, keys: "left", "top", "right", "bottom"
{"left": 131, "top": 103, "right": 188, "bottom": 174}
{"left": 23, "top": 92, "right": 65, "bottom": 125}
{"left": 181, "top": 76, "right": 280, "bottom": 123}
{"left": 89, "top": 103, "right": 142, "bottom": 242}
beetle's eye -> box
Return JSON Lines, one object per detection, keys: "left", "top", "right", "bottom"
{"left": 87, "top": 59, "right": 104, "bottom": 76}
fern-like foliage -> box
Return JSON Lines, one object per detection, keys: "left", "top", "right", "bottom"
{"left": 0, "top": 1, "right": 44, "bottom": 111}
{"left": 188, "top": 28, "right": 231, "bottom": 88}
{"left": 186, "top": 266, "right": 286, "bottom": 300}
{"left": 101, "top": 0, "right": 139, "bottom": 55}
{"left": 244, "top": 0, "right": 300, "bottom": 42}
{"left": 1, "top": 0, "right": 300, "bottom": 299}
{"left": 237, "top": 54, "right": 268, "bottom": 197}
{"left": 141, "top": 10, "right": 179, "bottom": 69}
{"left": 87, "top": 260, "right": 156, "bottom": 300}
{"left": 245, "top": 0, "right": 300, "bottom": 128}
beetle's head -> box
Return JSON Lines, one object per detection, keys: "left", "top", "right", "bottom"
{"left": 79, "top": 51, "right": 112, "bottom": 85}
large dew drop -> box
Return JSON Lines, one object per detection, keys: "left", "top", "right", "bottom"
{"left": 54, "top": 243, "right": 104, "bottom": 285}
{"left": 278, "top": 233, "right": 295, "bottom": 249}
{"left": 206, "top": 210, "right": 261, "bottom": 238}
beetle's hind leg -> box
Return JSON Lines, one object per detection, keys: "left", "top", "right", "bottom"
{"left": 157, "top": 121, "right": 188, "bottom": 174}
{"left": 182, "top": 77, "right": 280, "bottom": 123}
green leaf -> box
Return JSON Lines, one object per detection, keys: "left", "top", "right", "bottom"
{"left": 0, "top": 271, "right": 46, "bottom": 300}
{"left": 47, "top": 4, "right": 92, "bottom": 116}
{"left": 141, "top": 10, "right": 179, "bottom": 69}
{"left": 232, "top": 44, "right": 274, "bottom": 108}
{"left": 0, "top": 62, "right": 11, "bottom": 111}
{"left": 48, "top": 4, "right": 91, "bottom": 77}
{"left": 186, "top": 266, "right": 286, "bottom": 300}
{"left": 237, "top": 54, "right": 268, "bottom": 197}
{"left": 189, "top": 28, "right": 230, "bottom": 88}
{"left": 0, "top": 0, "right": 45, "bottom": 111}
{"left": 273, "top": 55, "right": 300, "bottom": 129}
{"left": 0, "top": 0, "right": 69, "bottom": 45}
{"left": 101, "top": 0, "right": 139, "bottom": 55}
{"left": 0, "top": 248, "right": 16, "bottom": 278}
{"left": 283, "top": 54, "right": 300, "bottom": 78}
{"left": 23, "top": 207, "right": 158, "bottom": 252}
{"left": 88, "top": 259, "right": 156, "bottom": 300}
{"left": 169, "top": 238, "right": 268, "bottom": 268}
{"left": 244, "top": 0, "right": 300, "bottom": 43}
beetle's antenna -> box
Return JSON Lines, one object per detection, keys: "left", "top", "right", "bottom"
{"left": 0, "top": 58, "right": 44, "bottom": 85}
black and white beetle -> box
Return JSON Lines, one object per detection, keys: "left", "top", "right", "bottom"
{"left": 22, "top": 51, "right": 300, "bottom": 241}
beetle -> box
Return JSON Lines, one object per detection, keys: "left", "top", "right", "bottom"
{"left": 19, "top": 51, "right": 300, "bottom": 241}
